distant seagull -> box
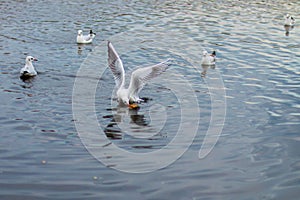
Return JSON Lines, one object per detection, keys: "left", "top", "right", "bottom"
{"left": 76, "top": 29, "right": 96, "bottom": 44}
{"left": 284, "top": 14, "right": 295, "bottom": 26}
{"left": 201, "top": 50, "right": 216, "bottom": 66}
{"left": 20, "top": 56, "right": 38, "bottom": 78}
{"left": 107, "top": 41, "right": 170, "bottom": 108}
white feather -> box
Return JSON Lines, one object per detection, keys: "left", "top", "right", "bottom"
{"left": 201, "top": 50, "right": 216, "bottom": 66}
{"left": 107, "top": 41, "right": 170, "bottom": 105}
{"left": 284, "top": 14, "right": 295, "bottom": 26}
{"left": 76, "top": 30, "right": 96, "bottom": 44}
{"left": 20, "top": 56, "right": 38, "bottom": 76}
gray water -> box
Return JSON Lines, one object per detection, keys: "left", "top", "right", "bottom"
{"left": 1, "top": 0, "right": 300, "bottom": 199}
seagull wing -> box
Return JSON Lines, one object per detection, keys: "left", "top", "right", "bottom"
{"left": 83, "top": 35, "right": 92, "bottom": 41}
{"left": 128, "top": 59, "right": 170, "bottom": 99}
{"left": 108, "top": 41, "right": 125, "bottom": 90}
{"left": 20, "top": 65, "right": 28, "bottom": 74}
{"left": 83, "top": 34, "right": 95, "bottom": 41}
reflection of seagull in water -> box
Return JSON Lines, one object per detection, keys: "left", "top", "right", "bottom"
{"left": 107, "top": 41, "right": 170, "bottom": 108}
{"left": 201, "top": 64, "right": 216, "bottom": 77}
{"left": 104, "top": 106, "right": 147, "bottom": 139}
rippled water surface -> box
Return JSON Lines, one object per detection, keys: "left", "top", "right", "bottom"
{"left": 1, "top": 0, "right": 300, "bottom": 199}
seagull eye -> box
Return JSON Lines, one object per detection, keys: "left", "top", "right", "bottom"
{"left": 30, "top": 58, "right": 34, "bottom": 61}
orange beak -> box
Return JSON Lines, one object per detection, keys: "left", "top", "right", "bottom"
{"left": 128, "top": 103, "right": 139, "bottom": 109}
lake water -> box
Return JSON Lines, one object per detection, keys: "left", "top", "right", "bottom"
{"left": 1, "top": 0, "right": 300, "bottom": 199}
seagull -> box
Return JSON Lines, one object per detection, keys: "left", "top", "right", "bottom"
{"left": 20, "top": 56, "right": 38, "bottom": 77}
{"left": 201, "top": 50, "right": 216, "bottom": 65}
{"left": 76, "top": 29, "right": 96, "bottom": 44}
{"left": 284, "top": 14, "right": 295, "bottom": 26}
{"left": 107, "top": 41, "right": 170, "bottom": 108}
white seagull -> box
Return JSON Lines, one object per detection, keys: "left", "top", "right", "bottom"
{"left": 107, "top": 41, "right": 170, "bottom": 108}
{"left": 76, "top": 29, "right": 96, "bottom": 44}
{"left": 201, "top": 50, "right": 216, "bottom": 65}
{"left": 284, "top": 14, "right": 295, "bottom": 26}
{"left": 20, "top": 56, "right": 38, "bottom": 77}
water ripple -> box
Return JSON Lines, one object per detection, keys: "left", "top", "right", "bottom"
{"left": 0, "top": 0, "right": 300, "bottom": 199}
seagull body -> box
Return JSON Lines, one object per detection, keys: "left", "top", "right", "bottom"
{"left": 201, "top": 50, "right": 216, "bottom": 65}
{"left": 107, "top": 41, "right": 170, "bottom": 106}
{"left": 76, "top": 30, "right": 96, "bottom": 44}
{"left": 20, "top": 56, "right": 38, "bottom": 77}
{"left": 284, "top": 14, "right": 295, "bottom": 26}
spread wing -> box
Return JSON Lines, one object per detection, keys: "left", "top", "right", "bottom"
{"left": 128, "top": 59, "right": 170, "bottom": 98}
{"left": 107, "top": 41, "right": 125, "bottom": 90}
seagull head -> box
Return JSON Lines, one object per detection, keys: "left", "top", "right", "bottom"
{"left": 121, "top": 97, "right": 130, "bottom": 106}
{"left": 26, "top": 56, "right": 38, "bottom": 64}
{"left": 78, "top": 30, "right": 83, "bottom": 36}
{"left": 286, "top": 14, "right": 290, "bottom": 19}
{"left": 202, "top": 50, "right": 208, "bottom": 56}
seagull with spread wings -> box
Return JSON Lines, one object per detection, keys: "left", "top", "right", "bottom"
{"left": 107, "top": 41, "right": 170, "bottom": 108}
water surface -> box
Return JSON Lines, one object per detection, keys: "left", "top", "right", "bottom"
{"left": 0, "top": 0, "right": 300, "bottom": 199}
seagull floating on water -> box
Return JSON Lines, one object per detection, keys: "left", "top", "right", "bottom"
{"left": 20, "top": 56, "right": 38, "bottom": 78}
{"left": 201, "top": 50, "right": 216, "bottom": 66}
{"left": 284, "top": 14, "right": 295, "bottom": 26}
{"left": 76, "top": 29, "right": 96, "bottom": 44}
{"left": 107, "top": 41, "right": 170, "bottom": 108}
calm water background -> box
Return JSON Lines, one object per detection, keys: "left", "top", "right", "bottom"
{"left": 1, "top": 0, "right": 300, "bottom": 199}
